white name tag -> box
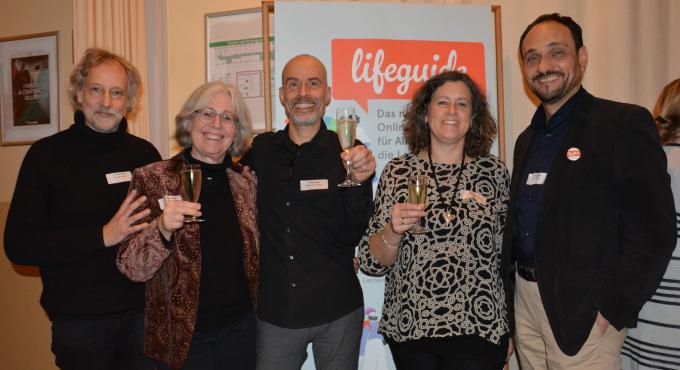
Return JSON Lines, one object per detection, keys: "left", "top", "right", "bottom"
{"left": 159, "top": 195, "right": 182, "bottom": 210}
{"left": 106, "top": 171, "right": 132, "bottom": 185}
{"left": 460, "top": 190, "right": 487, "bottom": 205}
{"left": 300, "top": 179, "right": 329, "bottom": 191}
{"left": 526, "top": 172, "right": 547, "bottom": 185}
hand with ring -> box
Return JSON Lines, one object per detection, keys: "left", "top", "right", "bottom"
{"left": 390, "top": 203, "right": 425, "bottom": 235}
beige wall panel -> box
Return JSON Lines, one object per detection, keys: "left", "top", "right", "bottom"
{"left": 0, "top": 0, "right": 74, "bottom": 203}
{"left": 0, "top": 203, "right": 54, "bottom": 370}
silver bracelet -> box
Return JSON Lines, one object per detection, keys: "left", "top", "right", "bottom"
{"left": 380, "top": 233, "right": 399, "bottom": 249}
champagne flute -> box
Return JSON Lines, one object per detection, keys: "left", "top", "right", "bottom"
{"left": 408, "top": 175, "right": 428, "bottom": 233}
{"left": 181, "top": 164, "right": 204, "bottom": 223}
{"left": 336, "top": 107, "right": 361, "bottom": 187}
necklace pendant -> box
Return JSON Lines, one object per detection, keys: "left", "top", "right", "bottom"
{"left": 444, "top": 209, "right": 453, "bottom": 226}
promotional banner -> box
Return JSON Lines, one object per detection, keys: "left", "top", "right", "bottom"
{"left": 275, "top": 2, "right": 498, "bottom": 369}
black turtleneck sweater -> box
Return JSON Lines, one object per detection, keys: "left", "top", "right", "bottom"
{"left": 4, "top": 111, "right": 161, "bottom": 320}
{"left": 184, "top": 151, "right": 251, "bottom": 331}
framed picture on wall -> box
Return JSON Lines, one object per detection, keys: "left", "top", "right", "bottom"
{"left": 205, "top": 7, "right": 274, "bottom": 133}
{"left": 0, "top": 31, "right": 59, "bottom": 146}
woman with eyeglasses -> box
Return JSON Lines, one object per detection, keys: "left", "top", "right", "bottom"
{"left": 116, "top": 81, "right": 258, "bottom": 370}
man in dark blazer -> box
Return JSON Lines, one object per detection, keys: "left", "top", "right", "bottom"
{"left": 502, "top": 13, "right": 676, "bottom": 369}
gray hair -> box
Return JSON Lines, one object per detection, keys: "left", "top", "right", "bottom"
{"left": 175, "top": 81, "right": 253, "bottom": 156}
{"left": 68, "top": 48, "right": 141, "bottom": 113}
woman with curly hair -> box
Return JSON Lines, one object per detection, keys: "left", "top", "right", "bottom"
{"left": 358, "top": 70, "right": 511, "bottom": 369}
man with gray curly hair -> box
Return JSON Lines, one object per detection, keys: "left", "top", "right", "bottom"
{"left": 4, "top": 48, "right": 160, "bottom": 370}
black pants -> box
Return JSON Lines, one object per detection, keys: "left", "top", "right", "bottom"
{"left": 51, "top": 311, "right": 153, "bottom": 370}
{"left": 155, "top": 310, "right": 257, "bottom": 370}
{"left": 386, "top": 334, "right": 508, "bottom": 370}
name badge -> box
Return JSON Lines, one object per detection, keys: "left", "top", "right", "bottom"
{"left": 460, "top": 190, "right": 488, "bottom": 205}
{"left": 526, "top": 172, "right": 547, "bottom": 185}
{"left": 106, "top": 171, "right": 132, "bottom": 185}
{"left": 159, "top": 195, "right": 182, "bottom": 210}
{"left": 300, "top": 179, "right": 329, "bottom": 191}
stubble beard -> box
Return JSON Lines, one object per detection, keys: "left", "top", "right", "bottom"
{"left": 286, "top": 99, "right": 323, "bottom": 127}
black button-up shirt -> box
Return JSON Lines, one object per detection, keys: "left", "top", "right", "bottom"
{"left": 514, "top": 88, "right": 585, "bottom": 264}
{"left": 241, "top": 122, "right": 373, "bottom": 328}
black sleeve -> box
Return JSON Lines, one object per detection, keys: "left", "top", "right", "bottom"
{"left": 340, "top": 176, "right": 374, "bottom": 249}
{"left": 501, "top": 131, "right": 530, "bottom": 337}
{"left": 337, "top": 138, "right": 374, "bottom": 248}
{"left": 4, "top": 139, "right": 161, "bottom": 267}
{"left": 4, "top": 144, "right": 104, "bottom": 266}
{"left": 239, "top": 132, "right": 270, "bottom": 171}
{"left": 594, "top": 106, "right": 677, "bottom": 329}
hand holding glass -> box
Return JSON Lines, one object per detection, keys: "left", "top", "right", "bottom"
{"left": 408, "top": 175, "right": 428, "bottom": 233}
{"left": 181, "top": 164, "right": 204, "bottom": 223}
{"left": 336, "top": 107, "right": 361, "bottom": 187}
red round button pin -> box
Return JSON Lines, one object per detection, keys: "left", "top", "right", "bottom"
{"left": 567, "top": 147, "right": 581, "bottom": 161}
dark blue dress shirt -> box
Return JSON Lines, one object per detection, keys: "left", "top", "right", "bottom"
{"left": 514, "top": 88, "right": 585, "bottom": 265}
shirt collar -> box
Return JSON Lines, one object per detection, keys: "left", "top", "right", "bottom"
{"left": 277, "top": 119, "right": 333, "bottom": 153}
{"left": 530, "top": 87, "right": 585, "bottom": 132}
{"left": 73, "top": 110, "right": 127, "bottom": 145}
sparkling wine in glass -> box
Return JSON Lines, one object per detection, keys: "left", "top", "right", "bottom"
{"left": 336, "top": 107, "right": 361, "bottom": 187}
{"left": 181, "top": 164, "right": 204, "bottom": 223}
{"left": 408, "top": 175, "right": 428, "bottom": 233}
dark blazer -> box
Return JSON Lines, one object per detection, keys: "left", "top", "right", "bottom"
{"left": 502, "top": 89, "right": 676, "bottom": 356}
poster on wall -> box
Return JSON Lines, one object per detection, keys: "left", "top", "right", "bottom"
{"left": 276, "top": 2, "right": 499, "bottom": 369}
{"left": 206, "top": 8, "right": 275, "bottom": 133}
{"left": 11, "top": 55, "right": 51, "bottom": 125}
{"left": 0, "top": 32, "right": 59, "bottom": 146}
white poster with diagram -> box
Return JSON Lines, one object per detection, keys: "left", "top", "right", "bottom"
{"left": 206, "top": 9, "right": 275, "bottom": 132}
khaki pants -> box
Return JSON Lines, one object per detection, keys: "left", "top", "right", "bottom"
{"left": 514, "top": 272, "right": 627, "bottom": 370}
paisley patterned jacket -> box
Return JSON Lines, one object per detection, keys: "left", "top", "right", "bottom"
{"left": 116, "top": 153, "right": 259, "bottom": 370}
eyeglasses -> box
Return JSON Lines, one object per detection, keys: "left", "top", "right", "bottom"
{"left": 194, "top": 108, "right": 238, "bottom": 126}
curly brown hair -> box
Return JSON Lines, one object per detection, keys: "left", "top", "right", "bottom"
{"left": 403, "top": 70, "right": 497, "bottom": 157}
{"left": 654, "top": 78, "right": 680, "bottom": 144}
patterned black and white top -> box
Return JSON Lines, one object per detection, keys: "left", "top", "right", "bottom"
{"left": 621, "top": 144, "right": 680, "bottom": 370}
{"left": 358, "top": 153, "right": 510, "bottom": 344}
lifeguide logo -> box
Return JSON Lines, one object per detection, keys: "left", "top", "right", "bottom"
{"left": 331, "top": 39, "right": 486, "bottom": 112}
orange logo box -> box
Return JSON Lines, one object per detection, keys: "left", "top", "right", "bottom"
{"left": 331, "top": 39, "right": 486, "bottom": 112}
